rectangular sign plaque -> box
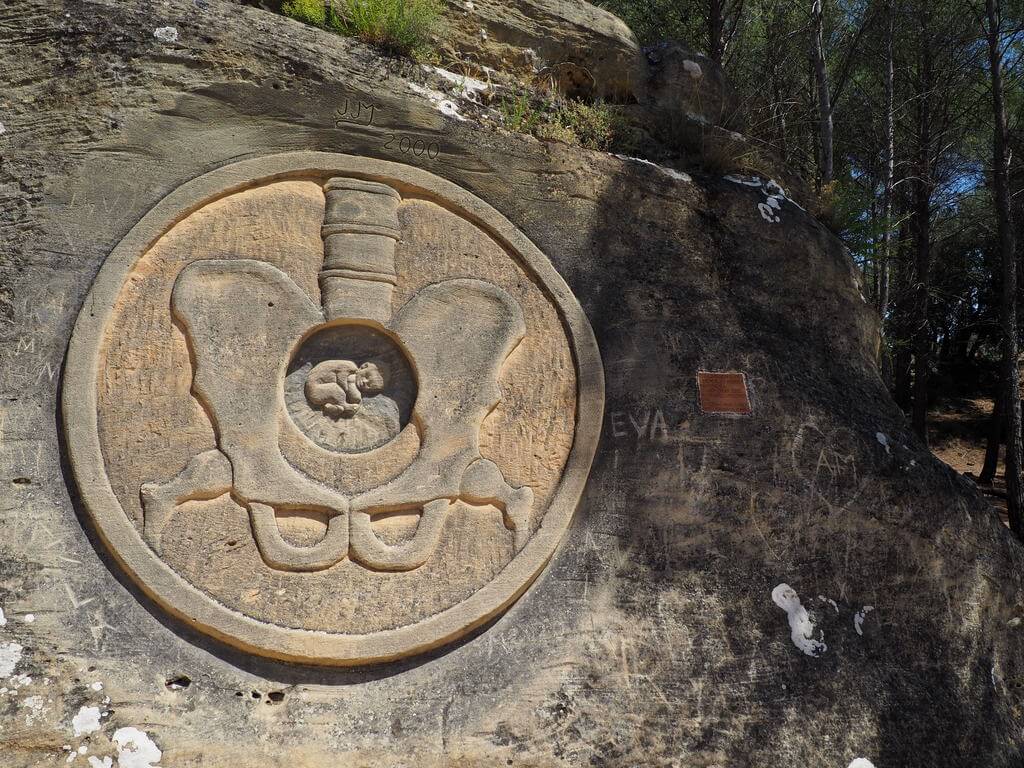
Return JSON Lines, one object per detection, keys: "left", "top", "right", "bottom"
{"left": 697, "top": 371, "right": 752, "bottom": 415}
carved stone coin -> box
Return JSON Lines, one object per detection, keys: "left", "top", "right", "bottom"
{"left": 63, "top": 152, "right": 603, "bottom": 665}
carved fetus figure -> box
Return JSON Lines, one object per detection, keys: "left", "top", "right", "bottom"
{"left": 305, "top": 360, "right": 385, "bottom": 418}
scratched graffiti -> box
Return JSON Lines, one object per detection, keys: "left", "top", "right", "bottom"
{"left": 607, "top": 409, "right": 671, "bottom": 441}
{"left": 790, "top": 420, "right": 867, "bottom": 513}
{"left": 334, "top": 96, "right": 380, "bottom": 127}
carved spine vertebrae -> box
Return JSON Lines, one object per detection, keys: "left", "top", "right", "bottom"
{"left": 319, "top": 178, "right": 401, "bottom": 325}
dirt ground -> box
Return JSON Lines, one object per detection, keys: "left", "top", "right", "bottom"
{"left": 930, "top": 397, "right": 1009, "bottom": 523}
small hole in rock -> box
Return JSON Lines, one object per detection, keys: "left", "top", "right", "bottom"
{"left": 251, "top": 690, "right": 261, "bottom": 699}
{"left": 165, "top": 675, "right": 191, "bottom": 690}
{"left": 226, "top": 540, "right": 237, "bottom": 547}
{"left": 268, "top": 301, "right": 274, "bottom": 307}
{"left": 266, "top": 691, "right": 285, "bottom": 703}
{"left": 234, "top": 691, "right": 243, "bottom": 697}
{"left": 12, "top": 477, "right": 30, "bottom": 485}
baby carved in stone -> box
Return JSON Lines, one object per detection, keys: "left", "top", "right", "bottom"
{"left": 305, "top": 360, "right": 385, "bottom": 419}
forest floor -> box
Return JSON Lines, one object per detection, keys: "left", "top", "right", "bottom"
{"left": 930, "top": 397, "right": 1009, "bottom": 524}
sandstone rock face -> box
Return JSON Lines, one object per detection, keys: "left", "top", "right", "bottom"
{"left": 440, "top": 0, "right": 646, "bottom": 100}
{"left": 2, "top": 2, "right": 1024, "bottom": 767}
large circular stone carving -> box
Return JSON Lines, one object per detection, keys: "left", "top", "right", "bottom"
{"left": 63, "top": 152, "right": 603, "bottom": 665}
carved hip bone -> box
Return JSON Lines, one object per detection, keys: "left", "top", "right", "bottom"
{"left": 140, "top": 176, "right": 534, "bottom": 573}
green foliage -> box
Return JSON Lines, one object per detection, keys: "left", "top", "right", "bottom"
{"left": 499, "top": 93, "right": 631, "bottom": 153}
{"left": 596, "top": 0, "right": 1024, "bottom": 416}
{"left": 281, "top": 0, "right": 442, "bottom": 59}
{"left": 330, "top": 0, "right": 442, "bottom": 58}
{"left": 595, "top": 0, "right": 702, "bottom": 47}
{"left": 281, "top": 0, "right": 327, "bottom": 27}
{"left": 555, "top": 101, "right": 620, "bottom": 151}
{"left": 498, "top": 93, "right": 544, "bottom": 135}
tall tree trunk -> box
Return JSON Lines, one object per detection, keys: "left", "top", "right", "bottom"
{"left": 773, "top": 71, "right": 788, "bottom": 161}
{"left": 893, "top": 213, "right": 914, "bottom": 411}
{"left": 980, "top": 391, "right": 1004, "bottom": 484}
{"left": 910, "top": 2, "right": 932, "bottom": 444}
{"left": 811, "top": 0, "right": 834, "bottom": 185}
{"left": 910, "top": 181, "right": 931, "bottom": 444}
{"left": 985, "top": 0, "right": 1024, "bottom": 535}
{"left": 709, "top": 0, "right": 726, "bottom": 63}
{"left": 878, "top": 0, "right": 895, "bottom": 319}
{"left": 869, "top": 196, "right": 879, "bottom": 299}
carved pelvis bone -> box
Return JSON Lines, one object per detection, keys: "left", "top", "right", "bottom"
{"left": 140, "top": 259, "right": 533, "bottom": 572}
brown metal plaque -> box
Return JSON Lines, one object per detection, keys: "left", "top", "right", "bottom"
{"left": 697, "top": 371, "right": 751, "bottom": 415}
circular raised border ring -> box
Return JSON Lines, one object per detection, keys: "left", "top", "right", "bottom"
{"left": 62, "top": 151, "right": 605, "bottom": 666}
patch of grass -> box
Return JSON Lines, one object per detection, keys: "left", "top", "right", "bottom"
{"left": 281, "top": 0, "right": 442, "bottom": 60}
{"left": 556, "top": 100, "right": 619, "bottom": 151}
{"left": 694, "top": 135, "right": 762, "bottom": 176}
{"left": 332, "top": 0, "right": 442, "bottom": 58}
{"left": 281, "top": 0, "right": 327, "bottom": 27}
{"left": 499, "top": 92, "right": 546, "bottom": 135}
{"left": 499, "top": 92, "right": 635, "bottom": 153}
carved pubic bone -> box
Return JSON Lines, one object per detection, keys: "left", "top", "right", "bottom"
{"left": 140, "top": 177, "right": 534, "bottom": 572}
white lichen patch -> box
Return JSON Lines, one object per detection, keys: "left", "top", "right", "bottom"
{"left": 88, "top": 758, "right": 113, "bottom": 768}
{"left": 759, "top": 196, "right": 781, "bottom": 223}
{"left": 854, "top": 606, "right": 874, "bottom": 636}
{"left": 9, "top": 673, "right": 31, "bottom": 688}
{"left": 113, "top": 727, "right": 162, "bottom": 768}
{"left": 437, "top": 100, "right": 462, "bottom": 119}
{"left": 817, "top": 595, "right": 839, "bottom": 613}
{"left": 0, "top": 607, "right": 6, "bottom": 626}
{"left": 407, "top": 82, "right": 466, "bottom": 122}
{"left": 0, "top": 121, "right": 6, "bottom": 136}
{"left": 772, "top": 583, "right": 827, "bottom": 657}
{"left": 848, "top": 760, "right": 876, "bottom": 768}
{"left": 429, "top": 66, "right": 489, "bottom": 103}
{"left": 153, "top": 26, "right": 178, "bottom": 43}
{"left": 90, "top": 681, "right": 103, "bottom": 691}
{"left": 23, "top": 613, "right": 34, "bottom": 623}
{"left": 875, "top": 432, "right": 891, "bottom": 454}
{"left": 22, "top": 694, "right": 44, "bottom": 724}
{"left": 72, "top": 705, "right": 102, "bottom": 736}
{"left": 612, "top": 154, "right": 691, "bottom": 183}
{"left": 682, "top": 59, "right": 703, "bottom": 79}
{"left": 0, "top": 640, "right": 23, "bottom": 676}
{"left": 724, "top": 174, "right": 806, "bottom": 225}
{"left": 724, "top": 174, "right": 763, "bottom": 188}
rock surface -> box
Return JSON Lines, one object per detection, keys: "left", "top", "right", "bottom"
{"left": 644, "top": 41, "right": 737, "bottom": 132}
{"left": 439, "top": 0, "right": 646, "bottom": 101}
{"left": 1, "top": 1, "right": 1023, "bottom": 767}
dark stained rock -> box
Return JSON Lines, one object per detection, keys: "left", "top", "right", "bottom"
{"left": 644, "top": 41, "right": 737, "bottom": 129}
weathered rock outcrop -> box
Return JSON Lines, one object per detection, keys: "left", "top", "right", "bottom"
{"left": 644, "top": 42, "right": 736, "bottom": 130}
{"left": 439, "top": 0, "right": 646, "bottom": 101}
{"left": 1, "top": 2, "right": 1023, "bottom": 767}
